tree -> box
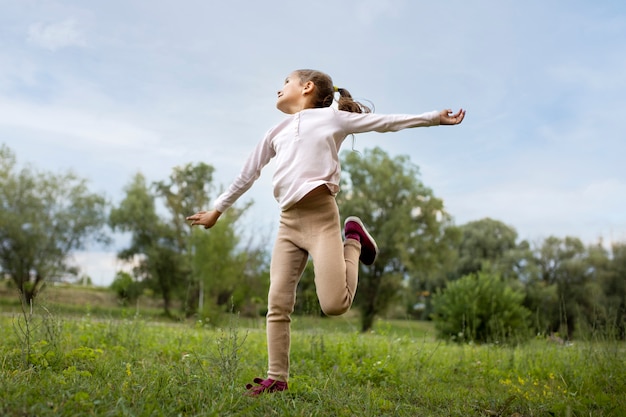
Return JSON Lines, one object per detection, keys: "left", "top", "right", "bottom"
{"left": 454, "top": 218, "right": 519, "bottom": 279}
{"left": 602, "top": 243, "right": 626, "bottom": 339}
{"left": 189, "top": 210, "right": 255, "bottom": 313}
{"left": 337, "top": 147, "right": 455, "bottom": 331}
{"left": 153, "top": 162, "right": 216, "bottom": 252}
{"left": 531, "top": 236, "right": 591, "bottom": 338}
{"left": 110, "top": 165, "right": 268, "bottom": 320}
{"left": 109, "top": 172, "right": 183, "bottom": 317}
{"left": 0, "top": 144, "right": 108, "bottom": 303}
{"left": 576, "top": 241, "right": 626, "bottom": 339}
{"left": 153, "top": 162, "right": 234, "bottom": 317}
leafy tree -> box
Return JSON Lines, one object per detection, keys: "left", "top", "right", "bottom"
{"left": 152, "top": 162, "right": 263, "bottom": 317}
{"left": 431, "top": 272, "right": 531, "bottom": 344}
{"left": 111, "top": 165, "right": 269, "bottom": 319}
{"left": 530, "top": 236, "right": 592, "bottom": 338}
{"left": 152, "top": 163, "right": 215, "bottom": 316}
{"left": 584, "top": 242, "right": 626, "bottom": 339}
{"left": 604, "top": 243, "right": 626, "bottom": 339}
{"left": 0, "top": 144, "right": 108, "bottom": 303}
{"left": 406, "top": 224, "right": 461, "bottom": 320}
{"left": 109, "top": 173, "right": 182, "bottom": 316}
{"left": 153, "top": 163, "right": 215, "bottom": 251}
{"left": 454, "top": 218, "right": 519, "bottom": 279}
{"left": 229, "top": 240, "right": 271, "bottom": 318}
{"left": 189, "top": 209, "right": 262, "bottom": 315}
{"left": 337, "top": 147, "right": 455, "bottom": 331}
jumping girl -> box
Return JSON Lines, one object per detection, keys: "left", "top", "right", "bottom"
{"left": 187, "top": 69, "right": 465, "bottom": 395}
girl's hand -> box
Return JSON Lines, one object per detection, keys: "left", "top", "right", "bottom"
{"left": 186, "top": 209, "right": 222, "bottom": 229}
{"left": 439, "top": 108, "right": 466, "bottom": 125}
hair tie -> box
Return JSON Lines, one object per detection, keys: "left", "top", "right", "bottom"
{"left": 333, "top": 86, "right": 339, "bottom": 92}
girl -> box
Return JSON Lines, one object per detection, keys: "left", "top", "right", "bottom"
{"left": 187, "top": 69, "right": 465, "bottom": 395}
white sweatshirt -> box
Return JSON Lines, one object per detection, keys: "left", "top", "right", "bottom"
{"left": 214, "top": 107, "right": 440, "bottom": 212}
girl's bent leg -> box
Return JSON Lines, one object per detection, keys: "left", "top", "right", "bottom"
{"left": 311, "top": 236, "right": 361, "bottom": 316}
{"left": 304, "top": 195, "right": 361, "bottom": 316}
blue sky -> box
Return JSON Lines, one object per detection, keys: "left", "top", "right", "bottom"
{"left": 2, "top": 1, "right": 625, "bottom": 286}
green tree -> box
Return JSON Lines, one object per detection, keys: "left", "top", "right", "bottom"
{"left": 111, "top": 165, "right": 269, "bottom": 319}
{"left": 337, "top": 147, "right": 455, "bottom": 331}
{"left": 454, "top": 218, "right": 519, "bottom": 279}
{"left": 582, "top": 241, "right": 626, "bottom": 339}
{"left": 189, "top": 208, "right": 266, "bottom": 318}
{"left": 153, "top": 162, "right": 216, "bottom": 251}
{"left": 0, "top": 144, "right": 108, "bottom": 303}
{"left": 532, "top": 236, "right": 591, "bottom": 338}
{"left": 109, "top": 172, "right": 183, "bottom": 317}
{"left": 153, "top": 163, "right": 215, "bottom": 316}
{"left": 603, "top": 243, "right": 626, "bottom": 339}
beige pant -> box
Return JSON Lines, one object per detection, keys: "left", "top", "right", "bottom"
{"left": 266, "top": 186, "right": 361, "bottom": 382}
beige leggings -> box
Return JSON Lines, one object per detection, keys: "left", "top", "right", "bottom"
{"left": 266, "top": 185, "right": 361, "bottom": 382}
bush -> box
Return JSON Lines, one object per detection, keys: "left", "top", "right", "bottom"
{"left": 431, "top": 272, "right": 531, "bottom": 344}
{"left": 110, "top": 272, "right": 143, "bottom": 306}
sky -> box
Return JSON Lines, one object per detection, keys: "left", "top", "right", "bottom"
{"left": 2, "top": 1, "right": 625, "bottom": 286}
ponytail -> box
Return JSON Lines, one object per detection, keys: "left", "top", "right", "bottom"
{"left": 335, "top": 87, "right": 371, "bottom": 114}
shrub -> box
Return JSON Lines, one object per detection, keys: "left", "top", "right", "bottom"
{"left": 431, "top": 272, "right": 531, "bottom": 344}
{"left": 110, "top": 272, "right": 143, "bottom": 306}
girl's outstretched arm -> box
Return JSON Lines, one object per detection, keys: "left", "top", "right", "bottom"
{"left": 439, "top": 108, "right": 466, "bottom": 125}
{"left": 186, "top": 209, "right": 222, "bottom": 229}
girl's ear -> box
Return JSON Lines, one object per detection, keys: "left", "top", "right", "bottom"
{"left": 302, "top": 81, "right": 315, "bottom": 95}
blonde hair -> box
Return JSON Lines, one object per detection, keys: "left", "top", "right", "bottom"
{"left": 295, "top": 69, "right": 371, "bottom": 114}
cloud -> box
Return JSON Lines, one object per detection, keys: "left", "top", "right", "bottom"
{"left": 0, "top": 96, "right": 161, "bottom": 150}
{"left": 27, "top": 19, "right": 85, "bottom": 51}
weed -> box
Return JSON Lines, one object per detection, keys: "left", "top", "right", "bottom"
{"left": 12, "top": 293, "right": 63, "bottom": 369}
{"left": 209, "top": 313, "right": 248, "bottom": 385}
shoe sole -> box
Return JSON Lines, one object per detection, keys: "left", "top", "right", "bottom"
{"left": 344, "top": 216, "right": 379, "bottom": 265}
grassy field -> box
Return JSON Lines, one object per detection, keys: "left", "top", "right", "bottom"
{"left": 1, "top": 286, "right": 625, "bottom": 416}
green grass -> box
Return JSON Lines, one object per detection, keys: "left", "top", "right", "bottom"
{"left": 1, "top": 308, "right": 624, "bottom": 416}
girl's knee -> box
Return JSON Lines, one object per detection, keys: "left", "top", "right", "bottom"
{"left": 320, "top": 300, "right": 350, "bottom": 316}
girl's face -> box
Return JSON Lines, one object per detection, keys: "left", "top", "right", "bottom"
{"left": 276, "top": 72, "right": 313, "bottom": 114}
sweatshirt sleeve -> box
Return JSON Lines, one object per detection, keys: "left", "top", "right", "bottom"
{"left": 336, "top": 109, "right": 440, "bottom": 134}
{"left": 213, "top": 132, "right": 275, "bottom": 213}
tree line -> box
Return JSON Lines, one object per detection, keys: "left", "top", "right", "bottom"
{"left": 1, "top": 143, "right": 624, "bottom": 340}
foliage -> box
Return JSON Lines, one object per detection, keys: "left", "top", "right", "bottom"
{"left": 1, "top": 311, "right": 624, "bottom": 417}
{"left": 4, "top": 143, "right": 626, "bottom": 345}
{"left": 0, "top": 144, "right": 108, "bottom": 303}
{"left": 109, "top": 172, "right": 182, "bottom": 316}
{"left": 526, "top": 236, "right": 594, "bottom": 338}
{"left": 109, "top": 165, "right": 270, "bottom": 320}
{"left": 431, "top": 272, "right": 532, "bottom": 343}
{"left": 110, "top": 271, "right": 143, "bottom": 306}
{"left": 598, "top": 242, "right": 626, "bottom": 339}
{"left": 337, "top": 147, "right": 456, "bottom": 332}
{"left": 453, "top": 217, "right": 519, "bottom": 279}
{"left": 189, "top": 210, "right": 262, "bottom": 318}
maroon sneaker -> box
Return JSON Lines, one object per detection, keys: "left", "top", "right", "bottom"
{"left": 344, "top": 216, "right": 379, "bottom": 265}
{"left": 244, "top": 377, "right": 288, "bottom": 396}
